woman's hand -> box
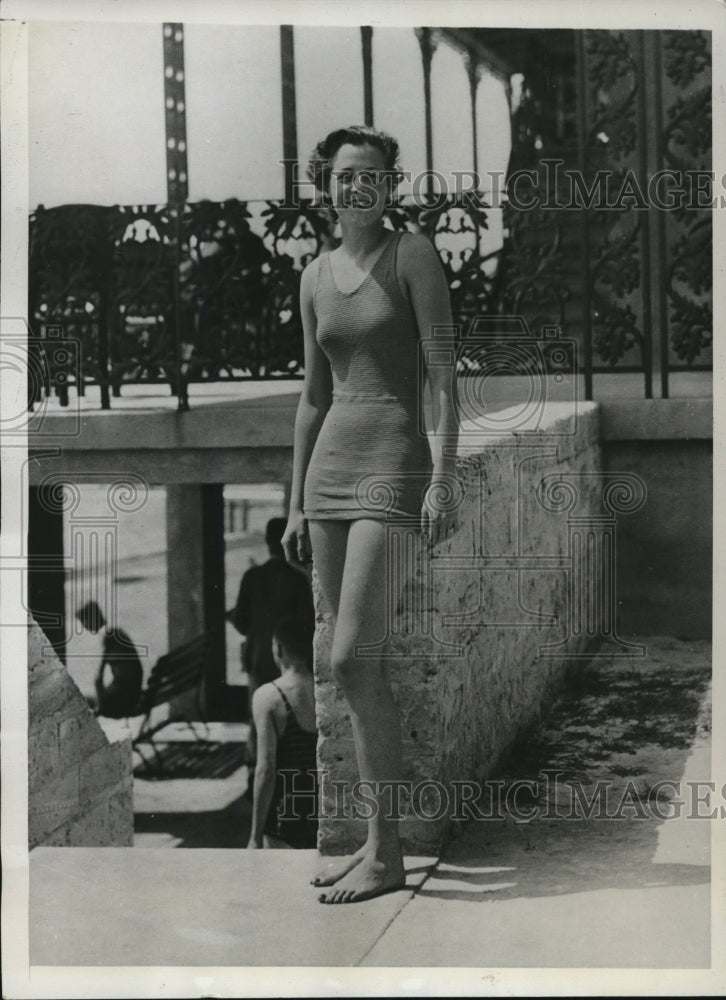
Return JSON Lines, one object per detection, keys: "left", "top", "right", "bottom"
{"left": 421, "top": 475, "right": 459, "bottom": 548}
{"left": 282, "top": 509, "right": 312, "bottom": 566}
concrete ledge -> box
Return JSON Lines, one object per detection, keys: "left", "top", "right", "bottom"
{"left": 30, "top": 390, "right": 300, "bottom": 451}
{"left": 27, "top": 447, "right": 295, "bottom": 485}
{"left": 27, "top": 382, "right": 711, "bottom": 492}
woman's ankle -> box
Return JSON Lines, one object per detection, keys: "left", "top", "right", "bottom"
{"left": 367, "top": 828, "right": 402, "bottom": 858}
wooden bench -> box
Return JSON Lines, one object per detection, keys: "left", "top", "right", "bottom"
{"left": 132, "top": 632, "right": 216, "bottom": 768}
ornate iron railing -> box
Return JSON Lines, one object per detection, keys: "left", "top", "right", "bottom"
{"left": 28, "top": 28, "right": 711, "bottom": 410}
{"left": 496, "top": 28, "right": 712, "bottom": 400}
{"left": 29, "top": 194, "right": 509, "bottom": 410}
{"left": 574, "top": 29, "right": 712, "bottom": 398}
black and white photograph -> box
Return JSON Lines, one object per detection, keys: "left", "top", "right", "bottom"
{"left": 1, "top": 0, "right": 723, "bottom": 995}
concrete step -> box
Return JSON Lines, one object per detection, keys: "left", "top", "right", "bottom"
{"left": 29, "top": 847, "right": 436, "bottom": 967}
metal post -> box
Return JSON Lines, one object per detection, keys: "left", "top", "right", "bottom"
{"left": 575, "top": 32, "right": 594, "bottom": 402}
{"left": 416, "top": 28, "right": 436, "bottom": 199}
{"left": 280, "top": 26, "right": 299, "bottom": 205}
{"left": 202, "top": 484, "right": 230, "bottom": 719}
{"left": 99, "top": 214, "right": 112, "bottom": 410}
{"left": 635, "top": 31, "right": 655, "bottom": 400}
{"left": 162, "top": 23, "right": 190, "bottom": 411}
{"left": 361, "top": 26, "right": 374, "bottom": 127}
{"left": 466, "top": 50, "right": 480, "bottom": 184}
{"left": 650, "top": 32, "right": 670, "bottom": 399}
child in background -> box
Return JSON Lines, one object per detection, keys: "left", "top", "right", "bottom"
{"left": 246, "top": 615, "right": 318, "bottom": 849}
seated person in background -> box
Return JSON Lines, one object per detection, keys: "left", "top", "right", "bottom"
{"left": 247, "top": 615, "right": 319, "bottom": 849}
{"left": 76, "top": 600, "right": 143, "bottom": 719}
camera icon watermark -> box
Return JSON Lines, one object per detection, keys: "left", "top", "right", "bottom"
{"left": 0, "top": 318, "right": 82, "bottom": 438}
{"left": 419, "top": 315, "right": 579, "bottom": 438}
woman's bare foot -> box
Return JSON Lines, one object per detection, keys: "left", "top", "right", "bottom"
{"left": 318, "top": 845, "right": 405, "bottom": 904}
{"left": 310, "top": 844, "right": 368, "bottom": 887}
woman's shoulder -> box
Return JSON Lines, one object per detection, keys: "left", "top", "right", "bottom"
{"left": 303, "top": 253, "right": 328, "bottom": 282}
{"left": 300, "top": 254, "right": 323, "bottom": 295}
{"left": 396, "top": 230, "right": 440, "bottom": 267}
{"left": 395, "top": 231, "right": 444, "bottom": 289}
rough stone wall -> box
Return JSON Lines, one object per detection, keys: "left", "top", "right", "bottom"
{"left": 28, "top": 619, "right": 134, "bottom": 847}
{"left": 314, "top": 403, "right": 602, "bottom": 854}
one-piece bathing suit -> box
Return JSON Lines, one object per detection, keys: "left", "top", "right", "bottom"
{"left": 264, "top": 682, "right": 319, "bottom": 848}
{"left": 302, "top": 230, "right": 433, "bottom": 523}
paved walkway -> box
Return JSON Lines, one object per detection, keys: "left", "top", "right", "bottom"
{"left": 30, "top": 637, "right": 713, "bottom": 970}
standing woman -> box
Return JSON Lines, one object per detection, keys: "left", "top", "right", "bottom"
{"left": 282, "top": 125, "right": 459, "bottom": 904}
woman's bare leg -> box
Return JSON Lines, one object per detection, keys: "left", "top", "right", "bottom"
{"left": 307, "top": 519, "right": 367, "bottom": 886}
{"left": 317, "top": 517, "right": 407, "bottom": 904}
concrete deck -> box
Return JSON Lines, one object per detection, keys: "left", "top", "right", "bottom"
{"left": 29, "top": 637, "right": 713, "bottom": 972}
{"left": 30, "top": 848, "right": 436, "bottom": 967}
{"left": 30, "top": 824, "right": 708, "bottom": 969}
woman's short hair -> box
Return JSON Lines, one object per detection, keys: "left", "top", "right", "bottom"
{"left": 307, "top": 124, "right": 403, "bottom": 209}
{"left": 272, "top": 614, "right": 315, "bottom": 670}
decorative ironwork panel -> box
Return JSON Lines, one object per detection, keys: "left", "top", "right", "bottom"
{"left": 484, "top": 27, "right": 711, "bottom": 398}
{"left": 29, "top": 195, "right": 503, "bottom": 405}
{"left": 574, "top": 28, "right": 711, "bottom": 396}
{"left": 661, "top": 30, "right": 712, "bottom": 377}
{"left": 577, "top": 30, "right": 652, "bottom": 394}
{"left": 496, "top": 38, "right": 577, "bottom": 358}
{"left": 179, "top": 199, "right": 331, "bottom": 379}
{"left": 28, "top": 205, "right": 110, "bottom": 406}
{"left": 107, "top": 205, "right": 178, "bottom": 393}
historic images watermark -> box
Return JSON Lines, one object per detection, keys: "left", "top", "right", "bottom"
{"left": 278, "top": 160, "right": 722, "bottom": 212}
{"left": 0, "top": 318, "right": 83, "bottom": 438}
{"left": 0, "top": 318, "right": 154, "bottom": 650}
{"left": 278, "top": 770, "right": 725, "bottom": 824}
{"left": 2, "top": 455, "right": 152, "bottom": 660}
{"left": 418, "top": 316, "right": 579, "bottom": 438}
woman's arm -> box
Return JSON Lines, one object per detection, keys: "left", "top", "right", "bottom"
{"left": 247, "top": 688, "right": 280, "bottom": 848}
{"left": 398, "top": 233, "right": 460, "bottom": 544}
{"left": 283, "top": 257, "right": 333, "bottom": 565}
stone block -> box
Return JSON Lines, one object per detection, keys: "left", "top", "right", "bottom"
{"left": 63, "top": 800, "right": 113, "bottom": 846}
{"left": 28, "top": 739, "right": 62, "bottom": 792}
{"left": 79, "top": 741, "right": 132, "bottom": 805}
{"left": 58, "top": 712, "right": 108, "bottom": 765}
{"left": 28, "top": 619, "right": 134, "bottom": 849}
{"left": 28, "top": 670, "right": 77, "bottom": 719}
{"left": 108, "top": 788, "right": 135, "bottom": 846}
{"left": 29, "top": 764, "right": 82, "bottom": 845}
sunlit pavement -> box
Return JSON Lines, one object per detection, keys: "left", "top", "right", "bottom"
{"left": 30, "top": 636, "right": 712, "bottom": 968}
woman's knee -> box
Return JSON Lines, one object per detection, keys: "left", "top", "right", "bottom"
{"left": 330, "top": 652, "right": 354, "bottom": 689}
{"left": 330, "top": 650, "right": 382, "bottom": 693}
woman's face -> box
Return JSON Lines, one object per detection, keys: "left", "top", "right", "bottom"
{"left": 329, "top": 142, "right": 390, "bottom": 220}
